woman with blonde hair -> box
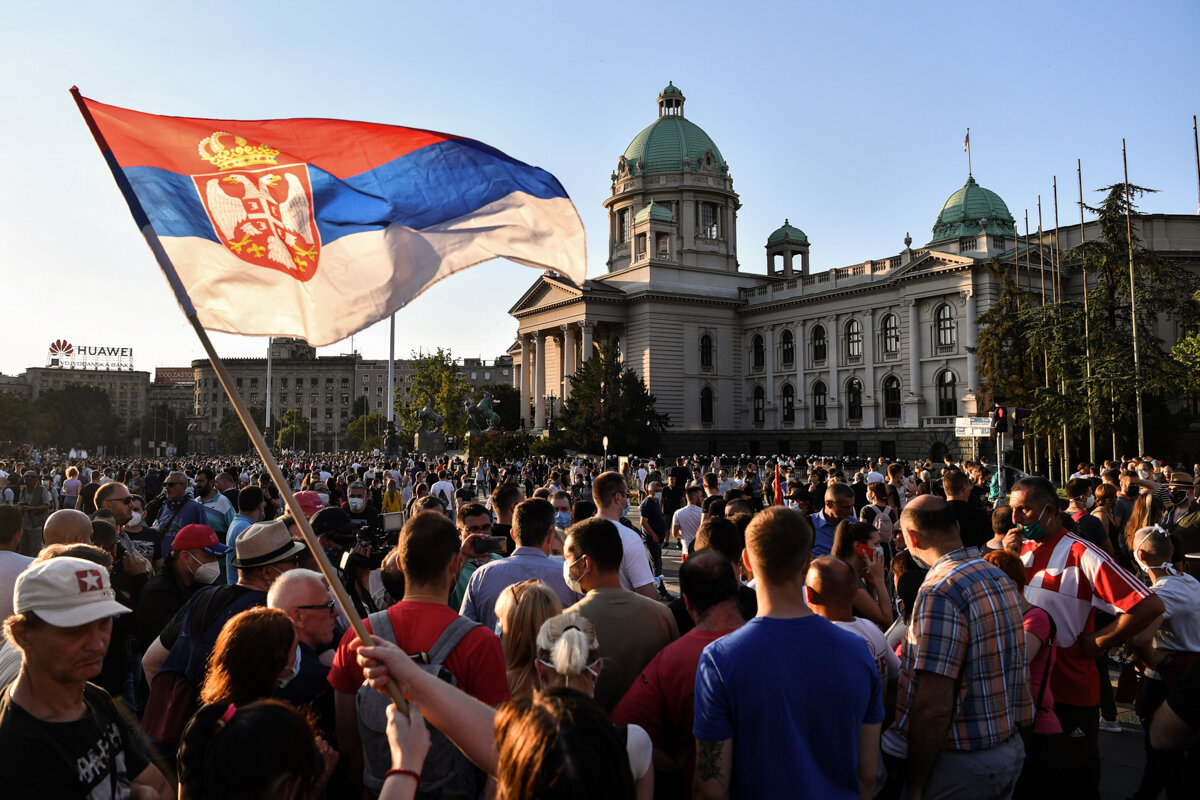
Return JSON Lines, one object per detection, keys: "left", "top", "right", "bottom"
{"left": 494, "top": 580, "right": 562, "bottom": 697}
{"left": 1125, "top": 492, "right": 1166, "bottom": 565}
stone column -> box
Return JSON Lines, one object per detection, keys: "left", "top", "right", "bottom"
{"left": 534, "top": 332, "right": 546, "bottom": 429}
{"left": 561, "top": 324, "right": 575, "bottom": 401}
{"left": 908, "top": 300, "right": 921, "bottom": 399}
{"left": 580, "top": 321, "right": 593, "bottom": 362}
{"left": 796, "top": 321, "right": 806, "bottom": 427}
{"left": 863, "top": 313, "right": 876, "bottom": 427}
{"left": 827, "top": 316, "right": 839, "bottom": 428}
{"left": 764, "top": 326, "right": 775, "bottom": 405}
{"left": 520, "top": 336, "right": 530, "bottom": 427}
{"left": 965, "top": 291, "right": 978, "bottom": 393}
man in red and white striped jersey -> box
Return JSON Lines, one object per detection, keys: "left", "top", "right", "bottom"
{"left": 1008, "top": 477, "right": 1164, "bottom": 800}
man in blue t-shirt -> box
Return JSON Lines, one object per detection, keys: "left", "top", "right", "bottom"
{"left": 693, "top": 506, "right": 883, "bottom": 799}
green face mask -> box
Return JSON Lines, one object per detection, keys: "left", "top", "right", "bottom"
{"left": 1021, "top": 505, "right": 1052, "bottom": 542}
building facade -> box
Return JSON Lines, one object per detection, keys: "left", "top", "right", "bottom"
{"left": 510, "top": 84, "right": 1200, "bottom": 461}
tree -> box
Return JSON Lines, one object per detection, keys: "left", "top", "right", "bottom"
{"left": 557, "top": 343, "right": 668, "bottom": 455}
{"left": 396, "top": 348, "right": 474, "bottom": 438}
{"left": 275, "top": 409, "right": 312, "bottom": 452}
{"left": 351, "top": 394, "right": 371, "bottom": 419}
{"left": 131, "top": 403, "right": 190, "bottom": 455}
{"left": 216, "top": 405, "right": 270, "bottom": 454}
{"left": 346, "top": 411, "right": 387, "bottom": 451}
{"left": 483, "top": 383, "right": 521, "bottom": 431}
{"left": 31, "top": 385, "right": 124, "bottom": 453}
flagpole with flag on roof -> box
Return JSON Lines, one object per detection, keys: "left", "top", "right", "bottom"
{"left": 71, "top": 87, "right": 589, "bottom": 713}
{"left": 964, "top": 128, "right": 971, "bottom": 176}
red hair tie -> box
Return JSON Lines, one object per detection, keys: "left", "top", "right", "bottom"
{"left": 216, "top": 703, "right": 237, "bottom": 728}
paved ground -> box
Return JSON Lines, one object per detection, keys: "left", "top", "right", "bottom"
{"left": 642, "top": 512, "right": 1148, "bottom": 798}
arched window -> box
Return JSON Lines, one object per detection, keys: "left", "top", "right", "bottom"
{"left": 812, "top": 325, "right": 827, "bottom": 363}
{"left": 700, "top": 334, "right": 713, "bottom": 370}
{"left": 700, "top": 386, "right": 714, "bottom": 424}
{"left": 847, "top": 378, "right": 863, "bottom": 421}
{"left": 882, "top": 314, "right": 900, "bottom": 354}
{"left": 846, "top": 320, "right": 863, "bottom": 360}
{"left": 935, "top": 304, "right": 956, "bottom": 350}
{"left": 883, "top": 375, "right": 901, "bottom": 420}
{"left": 937, "top": 370, "right": 957, "bottom": 417}
{"left": 752, "top": 334, "right": 765, "bottom": 371}
{"left": 781, "top": 383, "right": 795, "bottom": 423}
{"left": 780, "top": 330, "right": 795, "bottom": 368}
{"left": 812, "top": 381, "right": 827, "bottom": 423}
{"left": 753, "top": 386, "right": 765, "bottom": 424}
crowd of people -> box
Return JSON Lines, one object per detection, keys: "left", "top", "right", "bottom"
{"left": 0, "top": 448, "right": 1199, "bottom": 798}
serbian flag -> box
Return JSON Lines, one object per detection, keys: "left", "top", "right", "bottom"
{"left": 73, "top": 91, "right": 587, "bottom": 346}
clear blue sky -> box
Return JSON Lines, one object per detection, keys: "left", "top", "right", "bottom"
{"left": 2, "top": 0, "right": 1197, "bottom": 377}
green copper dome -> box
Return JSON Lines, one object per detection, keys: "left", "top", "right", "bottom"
{"left": 927, "top": 175, "right": 1016, "bottom": 245}
{"left": 620, "top": 84, "right": 726, "bottom": 175}
{"left": 634, "top": 200, "right": 674, "bottom": 224}
{"left": 768, "top": 219, "right": 807, "bottom": 245}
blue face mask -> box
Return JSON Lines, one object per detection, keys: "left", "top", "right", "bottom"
{"left": 555, "top": 511, "right": 572, "bottom": 529}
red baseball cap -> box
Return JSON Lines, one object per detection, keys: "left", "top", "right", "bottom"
{"left": 172, "top": 523, "right": 233, "bottom": 556}
{"left": 293, "top": 491, "right": 325, "bottom": 517}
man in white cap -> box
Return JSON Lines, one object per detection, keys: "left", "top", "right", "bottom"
{"left": 0, "top": 556, "right": 172, "bottom": 798}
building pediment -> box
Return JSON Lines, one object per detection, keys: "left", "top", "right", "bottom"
{"left": 509, "top": 273, "right": 625, "bottom": 317}
{"left": 885, "top": 250, "right": 974, "bottom": 280}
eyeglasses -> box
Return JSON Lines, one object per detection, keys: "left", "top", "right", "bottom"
{"left": 164, "top": 482, "right": 185, "bottom": 487}
{"left": 296, "top": 600, "right": 337, "bottom": 612}
{"left": 463, "top": 523, "right": 493, "bottom": 534}
{"left": 107, "top": 496, "right": 133, "bottom": 505}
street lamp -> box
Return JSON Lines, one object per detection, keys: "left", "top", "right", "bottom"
{"left": 602, "top": 435, "right": 609, "bottom": 472}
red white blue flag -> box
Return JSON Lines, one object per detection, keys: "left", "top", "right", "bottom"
{"left": 74, "top": 93, "right": 587, "bottom": 346}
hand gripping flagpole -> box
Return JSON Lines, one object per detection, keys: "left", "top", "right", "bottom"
{"left": 71, "top": 87, "right": 408, "bottom": 713}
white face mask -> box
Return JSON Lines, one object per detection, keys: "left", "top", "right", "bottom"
{"left": 279, "top": 643, "right": 302, "bottom": 688}
{"left": 317, "top": 493, "right": 330, "bottom": 506}
{"left": 563, "top": 556, "right": 584, "bottom": 594}
{"left": 190, "top": 555, "right": 221, "bottom": 585}
{"left": 348, "top": 497, "right": 366, "bottom": 513}
{"left": 127, "top": 511, "right": 143, "bottom": 528}
{"left": 1085, "top": 495, "right": 1096, "bottom": 509}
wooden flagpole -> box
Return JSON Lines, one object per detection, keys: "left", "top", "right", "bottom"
{"left": 71, "top": 87, "right": 408, "bottom": 712}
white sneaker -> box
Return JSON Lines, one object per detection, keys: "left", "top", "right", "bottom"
{"left": 1099, "top": 717, "right": 1122, "bottom": 732}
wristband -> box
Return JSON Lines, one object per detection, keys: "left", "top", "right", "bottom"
{"left": 384, "top": 768, "right": 421, "bottom": 789}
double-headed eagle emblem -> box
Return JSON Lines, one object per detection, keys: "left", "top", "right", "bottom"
{"left": 192, "top": 132, "right": 321, "bottom": 280}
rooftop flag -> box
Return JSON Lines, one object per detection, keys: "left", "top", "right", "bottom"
{"left": 74, "top": 92, "right": 587, "bottom": 346}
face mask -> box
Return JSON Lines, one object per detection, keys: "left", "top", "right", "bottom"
{"left": 563, "top": 556, "right": 584, "bottom": 594}
{"left": 1171, "top": 490, "right": 1190, "bottom": 506}
{"left": 317, "top": 493, "right": 330, "bottom": 506}
{"left": 348, "top": 497, "right": 366, "bottom": 513}
{"left": 1133, "top": 527, "right": 1179, "bottom": 575}
{"left": 279, "top": 643, "right": 302, "bottom": 688}
{"left": 1020, "top": 505, "right": 1053, "bottom": 542}
{"left": 127, "top": 511, "right": 143, "bottom": 527}
{"left": 1085, "top": 495, "right": 1096, "bottom": 509}
{"left": 554, "top": 511, "right": 571, "bottom": 529}
{"left": 190, "top": 555, "right": 221, "bottom": 585}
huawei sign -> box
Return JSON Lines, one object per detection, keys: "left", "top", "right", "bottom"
{"left": 49, "top": 339, "right": 74, "bottom": 359}
{"left": 46, "top": 339, "right": 134, "bottom": 370}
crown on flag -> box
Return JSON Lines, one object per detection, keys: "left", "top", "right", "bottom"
{"left": 198, "top": 131, "right": 280, "bottom": 171}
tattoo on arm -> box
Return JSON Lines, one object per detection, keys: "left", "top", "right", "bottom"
{"left": 697, "top": 739, "right": 725, "bottom": 784}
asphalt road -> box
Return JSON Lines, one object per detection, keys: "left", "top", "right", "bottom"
{"left": 642, "top": 513, "right": 1148, "bottom": 798}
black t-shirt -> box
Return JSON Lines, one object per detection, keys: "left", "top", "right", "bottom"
{"left": 0, "top": 682, "right": 150, "bottom": 798}
{"left": 125, "top": 525, "right": 163, "bottom": 563}
{"left": 492, "top": 522, "right": 516, "bottom": 556}
{"left": 949, "top": 500, "right": 992, "bottom": 549}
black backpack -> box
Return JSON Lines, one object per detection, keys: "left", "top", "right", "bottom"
{"left": 356, "top": 611, "right": 482, "bottom": 799}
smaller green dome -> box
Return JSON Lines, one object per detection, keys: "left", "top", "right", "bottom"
{"left": 660, "top": 81, "right": 683, "bottom": 97}
{"left": 928, "top": 175, "right": 1016, "bottom": 245}
{"left": 634, "top": 200, "right": 674, "bottom": 224}
{"left": 768, "top": 219, "right": 807, "bottom": 245}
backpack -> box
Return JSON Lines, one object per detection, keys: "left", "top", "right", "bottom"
{"left": 357, "top": 611, "right": 482, "bottom": 799}
{"left": 142, "top": 586, "right": 263, "bottom": 753}
{"left": 860, "top": 503, "right": 895, "bottom": 543}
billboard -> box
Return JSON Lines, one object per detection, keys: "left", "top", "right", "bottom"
{"left": 155, "top": 367, "right": 195, "bottom": 384}
{"left": 47, "top": 339, "right": 134, "bottom": 370}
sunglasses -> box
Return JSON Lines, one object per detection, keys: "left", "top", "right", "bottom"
{"left": 107, "top": 496, "right": 133, "bottom": 505}
{"left": 463, "top": 523, "right": 493, "bottom": 534}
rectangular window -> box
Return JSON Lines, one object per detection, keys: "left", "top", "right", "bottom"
{"left": 341, "top": 378, "right": 349, "bottom": 387}
{"left": 280, "top": 378, "right": 288, "bottom": 388}
{"left": 325, "top": 408, "right": 333, "bottom": 419}
{"left": 325, "top": 378, "right": 333, "bottom": 388}
{"left": 235, "top": 378, "right": 243, "bottom": 389}
{"left": 616, "top": 209, "right": 629, "bottom": 243}
{"left": 341, "top": 393, "right": 349, "bottom": 404}
{"left": 250, "top": 377, "right": 258, "bottom": 386}
{"left": 699, "top": 202, "right": 719, "bottom": 239}
{"left": 636, "top": 233, "right": 647, "bottom": 259}
{"left": 281, "top": 393, "right": 288, "bottom": 404}
{"left": 326, "top": 394, "right": 333, "bottom": 404}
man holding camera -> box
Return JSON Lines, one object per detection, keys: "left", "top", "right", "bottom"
{"left": 450, "top": 502, "right": 504, "bottom": 610}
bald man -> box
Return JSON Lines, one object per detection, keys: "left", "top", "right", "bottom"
{"left": 42, "top": 509, "right": 93, "bottom": 547}
{"left": 806, "top": 555, "right": 899, "bottom": 689}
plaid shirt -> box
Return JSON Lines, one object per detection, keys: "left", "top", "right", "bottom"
{"left": 893, "top": 548, "right": 1033, "bottom": 752}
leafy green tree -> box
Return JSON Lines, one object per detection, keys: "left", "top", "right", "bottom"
{"left": 0, "top": 393, "right": 32, "bottom": 450}
{"left": 557, "top": 343, "right": 668, "bottom": 455}
{"left": 275, "top": 409, "right": 312, "bottom": 451}
{"left": 396, "top": 349, "right": 474, "bottom": 437}
{"left": 131, "top": 403, "right": 190, "bottom": 455}
{"left": 351, "top": 395, "right": 371, "bottom": 419}
{"left": 483, "top": 383, "right": 520, "bottom": 430}
{"left": 346, "top": 411, "right": 387, "bottom": 451}
{"left": 216, "top": 405, "right": 270, "bottom": 454}
{"left": 32, "top": 385, "right": 124, "bottom": 453}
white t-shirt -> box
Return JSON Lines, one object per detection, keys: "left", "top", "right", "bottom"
{"left": 1152, "top": 572, "right": 1200, "bottom": 654}
{"left": 430, "top": 480, "right": 457, "bottom": 510}
{"left": 834, "top": 617, "right": 900, "bottom": 682}
{"left": 671, "top": 504, "right": 704, "bottom": 553}
{"left": 0, "top": 550, "right": 34, "bottom": 620}
{"left": 609, "top": 519, "right": 655, "bottom": 590}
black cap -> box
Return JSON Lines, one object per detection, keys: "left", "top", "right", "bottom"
{"left": 310, "top": 507, "right": 355, "bottom": 538}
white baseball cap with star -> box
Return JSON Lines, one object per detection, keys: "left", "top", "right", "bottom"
{"left": 15, "top": 557, "right": 132, "bottom": 627}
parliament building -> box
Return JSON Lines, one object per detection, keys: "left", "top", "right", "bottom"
{"left": 509, "top": 83, "right": 1200, "bottom": 461}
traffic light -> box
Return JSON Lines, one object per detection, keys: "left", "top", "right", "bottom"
{"left": 993, "top": 406, "right": 1008, "bottom": 433}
